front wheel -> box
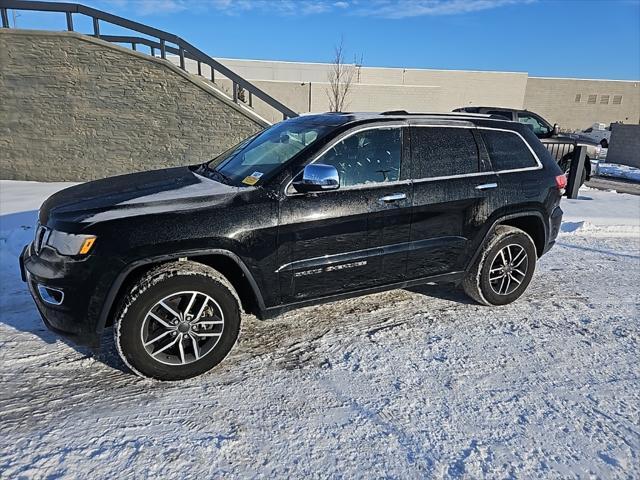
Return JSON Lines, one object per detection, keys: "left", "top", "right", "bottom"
{"left": 114, "top": 261, "right": 241, "bottom": 380}
{"left": 463, "top": 226, "right": 537, "bottom": 306}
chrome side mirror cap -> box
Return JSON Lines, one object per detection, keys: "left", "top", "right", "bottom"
{"left": 552, "top": 123, "right": 560, "bottom": 136}
{"left": 292, "top": 164, "right": 339, "bottom": 193}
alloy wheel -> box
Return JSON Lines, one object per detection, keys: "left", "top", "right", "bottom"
{"left": 488, "top": 244, "right": 528, "bottom": 296}
{"left": 139, "top": 291, "right": 225, "bottom": 366}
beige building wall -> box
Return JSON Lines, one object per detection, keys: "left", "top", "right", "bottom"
{"left": 310, "top": 82, "right": 442, "bottom": 113}
{"left": 178, "top": 57, "right": 528, "bottom": 122}
{"left": 213, "top": 58, "right": 528, "bottom": 113}
{"left": 176, "top": 56, "right": 639, "bottom": 129}
{"left": 524, "top": 77, "right": 640, "bottom": 130}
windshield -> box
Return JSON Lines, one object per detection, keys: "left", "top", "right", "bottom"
{"left": 208, "top": 119, "right": 336, "bottom": 186}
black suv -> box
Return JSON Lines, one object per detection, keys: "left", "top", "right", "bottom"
{"left": 453, "top": 106, "right": 603, "bottom": 185}
{"left": 20, "top": 112, "right": 565, "bottom": 380}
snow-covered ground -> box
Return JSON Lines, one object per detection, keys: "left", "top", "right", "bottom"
{"left": 1, "top": 181, "right": 638, "bottom": 478}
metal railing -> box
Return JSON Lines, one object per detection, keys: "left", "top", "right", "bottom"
{"left": 541, "top": 139, "right": 586, "bottom": 199}
{"left": 541, "top": 140, "right": 575, "bottom": 163}
{"left": 0, "top": 0, "right": 298, "bottom": 121}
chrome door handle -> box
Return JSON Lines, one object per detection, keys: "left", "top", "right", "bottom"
{"left": 475, "top": 183, "right": 498, "bottom": 190}
{"left": 378, "top": 193, "right": 407, "bottom": 204}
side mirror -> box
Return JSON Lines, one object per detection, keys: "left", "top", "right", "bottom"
{"left": 552, "top": 123, "right": 560, "bottom": 136}
{"left": 292, "top": 164, "right": 339, "bottom": 193}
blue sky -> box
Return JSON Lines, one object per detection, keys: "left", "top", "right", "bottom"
{"left": 11, "top": 0, "right": 640, "bottom": 80}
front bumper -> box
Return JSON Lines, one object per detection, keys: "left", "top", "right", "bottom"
{"left": 20, "top": 243, "right": 122, "bottom": 349}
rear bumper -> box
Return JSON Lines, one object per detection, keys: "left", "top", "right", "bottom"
{"left": 543, "top": 205, "right": 563, "bottom": 254}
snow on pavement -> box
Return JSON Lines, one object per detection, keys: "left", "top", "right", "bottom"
{"left": 0, "top": 180, "right": 638, "bottom": 478}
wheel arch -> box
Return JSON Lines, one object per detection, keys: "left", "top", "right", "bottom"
{"left": 466, "top": 211, "right": 548, "bottom": 273}
{"left": 96, "top": 249, "right": 266, "bottom": 336}
{"left": 499, "top": 214, "right": 547, "bottom": 257}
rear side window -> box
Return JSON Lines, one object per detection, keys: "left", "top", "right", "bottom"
{"left": 480, "top": 129, "right": 538, "bottom": 171}
{"left": 486, "top": 110, "right": 513, "bottom": 120}
{"left": 411, "top": 127, "right": 479, "bottom": 179}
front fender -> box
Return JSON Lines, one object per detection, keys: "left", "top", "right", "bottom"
{"left": 93, "top": 247, "right": 266, "bottom": 338}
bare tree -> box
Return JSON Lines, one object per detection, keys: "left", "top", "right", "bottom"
{"left": 326, "top": 39, "right": 356, "bottom": 112}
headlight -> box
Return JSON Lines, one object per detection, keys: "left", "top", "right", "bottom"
{"left": 47, "top": 230, "right": 97, "bottom": 256}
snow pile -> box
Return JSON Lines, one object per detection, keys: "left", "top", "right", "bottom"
{"left": 0, "top": 180, "right": 639, "bottom": 478}
{"left": 596, "top": 162, "right": 640, "bottom": 182}
{"left": 560, "top": 186, "right": 640, "bottom": 236}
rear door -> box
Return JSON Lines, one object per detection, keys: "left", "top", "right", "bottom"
{"left": 406, "top": 124, "right": 498, "bottom": 279}
{"left": 277, "top": 123, "right": 412, "bottom": 302}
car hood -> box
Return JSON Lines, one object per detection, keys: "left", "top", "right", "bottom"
{"left": 39, "top": 166, "right": 242, "bottom": 227}
{"left": 555, "top": 133, "right": 600, "bottom": 147}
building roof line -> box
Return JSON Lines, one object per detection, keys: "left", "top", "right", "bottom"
{"left": 530, "top": 76, "right": 640, "bottom": 83}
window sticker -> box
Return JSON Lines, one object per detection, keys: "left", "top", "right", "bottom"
{"left": 242, "top": 171, "right": 264, "bottom": 186}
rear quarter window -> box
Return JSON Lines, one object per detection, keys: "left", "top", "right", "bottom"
{"left": 480, "top": 129, "right": 538, "bottom": 171}
{"left": 411, "top": 127, "right": 479, "bottom": 179}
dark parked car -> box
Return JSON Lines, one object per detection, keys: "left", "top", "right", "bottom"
{"left": 453, "top": 106, "right": 602, "bottom": 185}
{"left": 20, "top": 112, "right": 565, "bottom": 380}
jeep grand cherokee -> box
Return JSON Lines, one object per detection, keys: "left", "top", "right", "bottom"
{"left": 20, "top": 112, "right": 565, "bottom": 380}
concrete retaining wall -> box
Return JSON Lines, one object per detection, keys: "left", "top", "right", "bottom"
{"left": 0, "top": 30, "right": 265, "bottom": 182}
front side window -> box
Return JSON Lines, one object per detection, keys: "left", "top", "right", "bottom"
{"left": 317, "top": 128, "right": 402, "bottom": 187}
{"left": 411, "top": 127, "right": 479, "bottom": 179}
{"left": 209, "top": 119, "right": 336, "bottom": 186}
{"left": 517, "top": 113, "right": 551, "bottom": 136}
{"left": 480, "top": 129, "right": 538, "bottom": 171}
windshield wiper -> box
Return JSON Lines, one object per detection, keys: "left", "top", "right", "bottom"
{"left": 201, "top": 164, "right": 233, "bottom": 185}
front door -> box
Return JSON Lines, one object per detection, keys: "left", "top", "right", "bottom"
{"left": 406, "top": 124, "right": 497, "bottom": 279}
{"left": 277, "top": 124, "right": 412, "bottom": 302}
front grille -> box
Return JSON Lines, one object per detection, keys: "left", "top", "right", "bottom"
{"left": 33, "top": 224, "right": 50, "bottom": 254}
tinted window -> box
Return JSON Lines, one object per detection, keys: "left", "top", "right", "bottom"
{"left": 480, "top": 130, "right": 538, "bottom": 171}
{"left": 411, "top": 127, "right": 479, "bottom": 179}
{"left": 487, "top": 110, "right": 513, "bottom": 120}
{"left": 517, "top": 113, "right": 550, "bottom": 136}
{"left": 318, "top": 128, "right": 402, "bottom": 187}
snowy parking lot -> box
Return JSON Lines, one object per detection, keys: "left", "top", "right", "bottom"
{"left": 0, "top": 181, "right": 638, "bottom": 478}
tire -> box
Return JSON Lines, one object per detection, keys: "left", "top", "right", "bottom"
{"left": 114, "top": 261, "right": 241, "bottom": 380}
{"left": 463, "top": 225, "right": 537, "bottom": 306}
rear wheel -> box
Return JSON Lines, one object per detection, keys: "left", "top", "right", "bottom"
{"left": 114, "top": 261, "right": 241, "bottom": 380}
{"left": 463, "top": 226, "right": 537, "bottom": 306}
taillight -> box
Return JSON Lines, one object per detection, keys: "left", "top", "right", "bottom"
{"left": 555, "top": 174, "right": 567, "bottom": 191}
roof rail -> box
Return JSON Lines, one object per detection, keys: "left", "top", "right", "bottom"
{"left": 380, "top": 110, "right": 497, "bottom": 119}
{"left": 0, "top": 0, "right": 298, "bottom": 121}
